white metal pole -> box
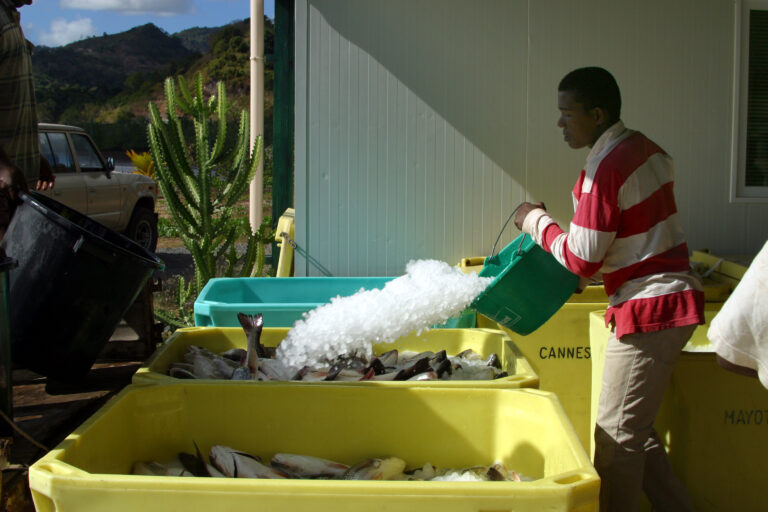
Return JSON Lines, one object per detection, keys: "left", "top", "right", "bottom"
{"left": 249, "top": 0, "right": 265, "bottom": 232}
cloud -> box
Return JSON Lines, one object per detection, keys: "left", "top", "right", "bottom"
{"left": 39, "top": 17, "right": 98, "bottom": 46}
{"left": 61, "top": 0, "right": 193, "bottom": 15}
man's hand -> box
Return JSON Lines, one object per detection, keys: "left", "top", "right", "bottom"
{"left": 514, "top": 202, "right": 546, "bottom": 231}
{"left": 36, "top": 157, "right": 55, "bottom": 191}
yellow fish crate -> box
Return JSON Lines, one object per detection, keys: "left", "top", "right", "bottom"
{"left": 589, "top": 309, "right": 767, "bottom": 512}
{"left": 30, "top": 383, "right": 599, "bottom": 512}
{"left": 133, "top": 327, "right": 539, "bottom": 389}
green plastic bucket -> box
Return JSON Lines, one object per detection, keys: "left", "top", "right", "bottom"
{"left": 472, "top": 233, "right": 579, "bottom": 335}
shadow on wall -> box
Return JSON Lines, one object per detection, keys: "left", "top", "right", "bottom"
{"left": 310, "top": 0, "right": 528, "bottom": 178}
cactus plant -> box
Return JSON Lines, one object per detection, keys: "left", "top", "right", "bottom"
{"left": 148, "top": 73, "right": 271, "bottom": 327}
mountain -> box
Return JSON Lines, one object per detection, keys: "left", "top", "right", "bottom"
{"left": 31, "top": 18, "right": 274, "bottom": 151}
{"left": 173, "top": 26, "right": 220, "bottom": 54}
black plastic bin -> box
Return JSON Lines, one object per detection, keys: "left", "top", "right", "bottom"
{"left": 0, "top": 256, "right": 17, "bottom": 436}
{"left": 0, "top": 192, "right": 164, "bottom": 382}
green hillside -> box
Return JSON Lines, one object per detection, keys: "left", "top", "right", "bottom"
{"left": 32, "top": 17, "right": 275, "bottom": 152}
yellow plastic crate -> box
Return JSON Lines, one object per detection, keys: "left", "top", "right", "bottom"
{"left": 30, "top": 383, "right": 600, "bottom": 512}
{"left": 690, "top": 249, "right": 750, "bottom": 292}
{"left": 589, "top": 309, "right": 765, "bottom": 512}
{"left": 134, "top": 327, "right": 539, "bottom": 389}
{"left": 477, "top": 301, "right": 604, "bottom": 451}
{"left": 474, "top": 281, "right": 728, "bottom": 452}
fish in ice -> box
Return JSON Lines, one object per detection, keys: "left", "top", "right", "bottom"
{"left": 165, "top": 313, "right": 511, "bottom": 382}
{"left": 133, "top": 445, "right": 530, "bottom": 483}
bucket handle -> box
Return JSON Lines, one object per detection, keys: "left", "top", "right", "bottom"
{"left": 488, "top": 203, "right": 526, "bottom": 260}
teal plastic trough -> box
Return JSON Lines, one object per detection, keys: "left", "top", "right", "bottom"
{"left": 194, "top": 277, "right": 476, "bottom": 329}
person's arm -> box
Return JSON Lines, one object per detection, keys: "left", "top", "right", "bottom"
{"left": 716, "top": 355, "right": 759, "bottom": 379}
{"left": 515, "top": 192, "right": 618, "bottom": 279}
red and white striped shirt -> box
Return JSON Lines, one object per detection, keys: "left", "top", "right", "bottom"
{"left": 523, "top": 121, "right": 704, "bottom": 338}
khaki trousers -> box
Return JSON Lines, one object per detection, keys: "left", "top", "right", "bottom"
{"left": 594, "top": 324, "right": 697, "bottom": 512}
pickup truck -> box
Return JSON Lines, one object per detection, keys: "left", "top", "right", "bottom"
{"left": 37, "top": 123, "right": 159, "bottom": 251}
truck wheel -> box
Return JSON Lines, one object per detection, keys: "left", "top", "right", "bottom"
{"left": 125, "top": 207, "right": 158, "bottom": 252}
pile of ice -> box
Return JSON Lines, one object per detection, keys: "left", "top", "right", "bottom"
{"left": 276, "top": 259, "right": 493, "bottom": 370}
{"left": 431, "top": 471, "right": 486, "bottom": 482}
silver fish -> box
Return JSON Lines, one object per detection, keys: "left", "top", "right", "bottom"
{"left": 408, "top": 371, "right": 438, "bottom": 381}
{"left": 485, "top": 353, "right": 501, "bottom": 369}
{"left": 231, "top": 366, "right": 251, "bottom": 380}
{"left": 377, "top": 349, "right": 398, "bottom": 367}
{"left": 456, "top": 348, "right": 482, "bottom": 361}
{"left": 371, "top": 372, "right": 399, "bottom": 381}
{"left": 220, "top": 347, "right": 247, "bottom": 363}
{"left": 259, "top": 358, "right": 292, "bottom": 381}
{"left": 394, "top": 357, "right": 431, "bottom": 380}
{"left": 343, "top": 457, "right": 406, "bottom": 480}
{"left": 209, "top": 445, "right": 288, "bottom": 479}
{"left": 237, "top": 313, "right": 265, "bottom": 375}
{"left": 271, "top": 453, "right": 349, "bottom": 478}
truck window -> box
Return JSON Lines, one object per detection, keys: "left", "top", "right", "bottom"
{"left": 41, "top": 132, "right": 76, "bottom": 174}
{"left": 71, "top": 133, "right": 105, "bottom": 173}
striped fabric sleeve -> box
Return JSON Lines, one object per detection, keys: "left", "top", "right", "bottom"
{"left": 523, "top": 193, "right": 619, "bottom": 278}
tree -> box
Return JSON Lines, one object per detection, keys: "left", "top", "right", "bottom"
{"left": 148, "top": 73, "right": 272, "bottom": 327}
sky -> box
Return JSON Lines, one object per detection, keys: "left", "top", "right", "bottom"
{"left": 18, "top": 0, "right": 275, "bottom": 47}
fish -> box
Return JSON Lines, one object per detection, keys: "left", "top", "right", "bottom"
{"left": 343, "top": 457, "right": 406, "bottom": 480}
{"left": 178, "top": 451, "right": 209, "bottom": 477}
{"left": 301, "top": 370, "right": 331, "bottom": 382}
{"left": 365, "top": 358, "right": 387, "bottom": 375}
{"left": 220, "top": 347, "right": 247, "bottom": 363}
{"left": 209, "top": 445, "right": 289, "bottom": 479}
{"left": 456, "top": 348, "right": 482, "bottom": 361}
{"left": 191, "top": 352, "right": 232, "bottom": 379}
{"left": 433, "top": 358, "right": 452, "bottom": 378}
{"left": 408, "top": 371, "right": 438, "bottom": 381}
{"left": 377, "top": 349, "right": 398, "bottom": 367}
{"left": 359, "top": 368, "right": 376, "bottom": 380}
{"left": 430, "top": 350, "right": 448, "bottom": 364}
{"left": 406, "top": 462, "right": 439, "bottom": 481}
{"left": 271, "top": 453, "right": 350, "bottom": 478}
{"left": 168, "top": 366, "right": 197, "bottom": 379}
{"left": 237, "top": 313, "right": 266, "bottom": 375}
{"left": 231, "top": 366, "right": 251, "bottom": 380}
{"left": 324, "top": 361, "right": 344, "bottom": 381}
{"left": 259, "top": 358, "right": 292, "bottom": 381}
{"left": 394, "top": 357, "right": 431, "bottom": 380}
{"left": 178, "top": 441, "right": 218, "bottom": 477}
{"left": 370, "top": 372, "right": 398, "bottom": 381}
{"left": 334, "top": 368, "right": 366, "bottom": 381}
{"left": 485, "top": 353, "right": 501, "bottom": 369}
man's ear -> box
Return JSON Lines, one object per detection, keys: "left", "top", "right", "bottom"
{"left": 591, "top": 107, "right": 609, "bottom": 127}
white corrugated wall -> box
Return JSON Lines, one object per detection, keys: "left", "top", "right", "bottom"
{"left": 294, "top": 0, "right": 768, "bottom": 276}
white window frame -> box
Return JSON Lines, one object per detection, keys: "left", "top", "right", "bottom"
{"left": 731, "top": 0, "right": 768, "bottom": 202}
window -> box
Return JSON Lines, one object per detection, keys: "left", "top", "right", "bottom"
{"left": 732, "top": 0, "right": 768, "bottom": 202}
{"left": 71, "top": 133, "right": 105, "bottom": 173}
{"left": 41, "top": 132, "right": 75, "bottom": 174}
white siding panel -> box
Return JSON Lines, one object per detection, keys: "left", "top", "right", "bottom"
{"left": 295, "top": 0, "right": 768, "bottom": 276}
{"left": 297, "top": 0, "right": 529, "bottom": 275}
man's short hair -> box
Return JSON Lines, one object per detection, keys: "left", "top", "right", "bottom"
{"left": 558, "top": 67, "right": 621, "bottom": 123}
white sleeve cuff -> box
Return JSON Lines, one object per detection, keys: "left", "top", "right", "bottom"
{"left": 521, "top": 208, "right": 555, "bottom": 245}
